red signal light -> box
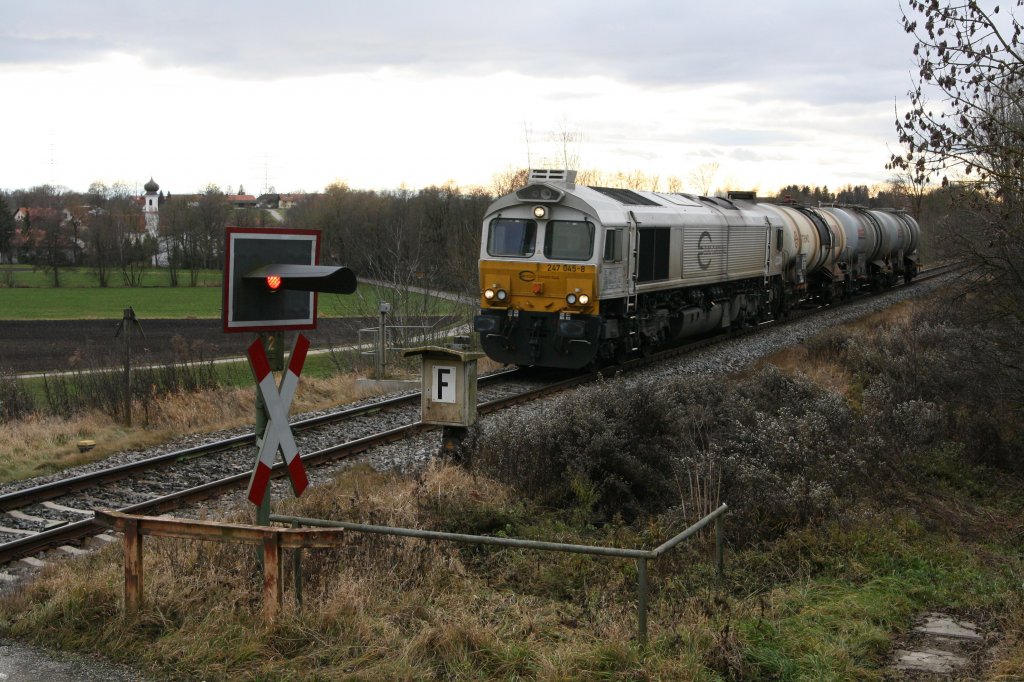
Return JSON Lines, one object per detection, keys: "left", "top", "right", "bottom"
{"left": 265, "top": 275, "right": 283, "bottom": 292}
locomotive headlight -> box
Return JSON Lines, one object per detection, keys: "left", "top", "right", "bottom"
{"left": 483, "top": 289, "right": 495, "bottom": 300}
{"left": 533, "top": 205, "right": 547, "bottom": 219}
{"left": 496, "top": 289, "right": 508, "bottom": 301}
{"left": 566, "top": 293, "right": 577, "bottom": 305}
{"left": 578, "top": 293, "right": 590, "bottom": 305}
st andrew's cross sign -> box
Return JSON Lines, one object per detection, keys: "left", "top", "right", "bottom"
{"left": 246, "top": 334, "right": 310, "bottom": 504}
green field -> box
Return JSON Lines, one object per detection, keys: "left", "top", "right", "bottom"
{"left": 0, "top": 286, "right": 225, "bottom": 319}
{"left": 0, "top": 267, "right": 450, "bottom": 320}
{"left": 0, "top": 266, "right": 223, "bottom": 288}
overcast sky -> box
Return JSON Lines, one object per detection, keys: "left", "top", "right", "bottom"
{"left": 1, "top": 1, "right": 929, "bottom": 196}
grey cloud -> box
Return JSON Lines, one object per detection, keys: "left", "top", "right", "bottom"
{"left": 1, "top": 0, "right": 917, "bottom": 107}
{"left": 729, "top": 148, "right": 765, "bottom": 162}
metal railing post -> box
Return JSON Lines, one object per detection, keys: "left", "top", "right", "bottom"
{"left": 637, "top": 558, "right": 648, "bottom": 646}
{"left": 715, "top": 513, "right": 725, "bottom": 578}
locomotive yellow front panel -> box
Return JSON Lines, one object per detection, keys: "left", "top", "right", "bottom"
{"left": 479, "top": 260, "right": 599, "bottom": 315}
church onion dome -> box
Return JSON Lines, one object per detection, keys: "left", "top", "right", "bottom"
{"left": 144, "top": 177, "right": 159, "bottom": 193}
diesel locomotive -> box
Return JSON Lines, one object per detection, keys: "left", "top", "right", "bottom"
{"left": 473, "top": 169, "right": 921, "bottom": 369}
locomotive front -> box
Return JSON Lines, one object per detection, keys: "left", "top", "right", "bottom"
{"left": 473, "top": 173, "right": 605, "bottom": 368}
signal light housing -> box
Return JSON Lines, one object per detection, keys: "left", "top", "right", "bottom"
{"left": 223, "top": 227, "right": 357, "bottom": 333}
{"left": 244, "top": 264, "right": 357, "bottom": 295}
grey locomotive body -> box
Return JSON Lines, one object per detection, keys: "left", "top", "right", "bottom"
{"left": 474, "top": 170, "right": 920, "bottom": 369}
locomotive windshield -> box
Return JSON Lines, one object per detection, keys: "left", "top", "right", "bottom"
{"left": 544, "top": 220, "right": 595, "bottom": 261}
{"left": 487, "top": 218, "right": 537, "bottom": 257}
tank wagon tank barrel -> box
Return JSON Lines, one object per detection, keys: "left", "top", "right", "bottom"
{"left": 474, "top": 170, "right": 922, "bottom": 369}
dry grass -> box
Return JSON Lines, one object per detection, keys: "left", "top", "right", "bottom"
{"left": 0, "top": 370, "right": 384, "bottom": 484}
{"left": 3, "top": 459, "right": 1019, "bottom": 680}
{"left": 753, "top": 299, "right": 926, "bottom": 398}
{"left": 1, "top": 463, "right": 710, "bottom": 679}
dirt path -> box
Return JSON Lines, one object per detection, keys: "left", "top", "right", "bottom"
{"left": 0, "top": 638, "right": 149, "bottom": 681}
{"left": 0, "top": 318, "right": 370, "bottom": 374}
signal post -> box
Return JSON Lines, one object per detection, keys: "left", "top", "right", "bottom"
{"left": 223, "top": 228, "right": 356, "bottom": 524}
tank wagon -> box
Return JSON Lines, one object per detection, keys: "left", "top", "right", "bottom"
{"left": 474, "top": 169, "right": 921, "bottom": 369}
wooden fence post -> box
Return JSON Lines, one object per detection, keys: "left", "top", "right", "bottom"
{"left": 262, "top": 531, "right": 282, "bottom": 622}
{"left": 124, "top": 518, "right": 143, "bottom": 612}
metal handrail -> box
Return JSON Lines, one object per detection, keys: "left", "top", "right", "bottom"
{"left": 270, "top": 502, "right": 728, "bottom": 644}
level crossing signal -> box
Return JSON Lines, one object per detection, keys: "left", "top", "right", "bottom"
{"left": 223, "top": 228, "right": 357, "bottom": 333}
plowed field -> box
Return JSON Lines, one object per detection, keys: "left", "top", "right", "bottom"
{"left": 1, "top": 318, "right": 370, "bottom": 374}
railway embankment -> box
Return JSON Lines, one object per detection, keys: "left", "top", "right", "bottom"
{"left": 0, "top": 280, "right": 1020, "bottom": 679}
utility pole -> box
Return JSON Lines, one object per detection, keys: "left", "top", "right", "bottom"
{"left": 114, "top": 306, "right": 145, "bottom": 427}
{"left": 377, "top": 301, "right": 391, "bottom": 379}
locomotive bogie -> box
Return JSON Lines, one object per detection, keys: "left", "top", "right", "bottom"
{"left": 474, "top": 170, "right": 922, "bottom": 369}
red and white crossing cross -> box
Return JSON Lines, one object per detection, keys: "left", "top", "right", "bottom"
{"left": 246, "top": 333, "right": 311, "bottom": 505}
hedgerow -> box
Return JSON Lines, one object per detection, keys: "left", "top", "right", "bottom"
{"left": 467, "top": 299, "right": 1023, "bottom": 542}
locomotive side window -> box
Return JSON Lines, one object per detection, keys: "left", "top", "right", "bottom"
{"left": 637, "top": 227, "right": 670, "bottom": 282}
{"left": 487, "top": 218, "right": 537, "bottom": 257}
{"left": 544, "top": 220, "right": 595, "bottom": 261}
{"left": 603, "top": 228, "right": 623, "bottom": 262}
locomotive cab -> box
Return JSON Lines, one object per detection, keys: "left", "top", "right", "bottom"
{"left": 475, "top": 174, "right": 606, "bottom": 368}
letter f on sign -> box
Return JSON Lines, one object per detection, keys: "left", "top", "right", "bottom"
{"left": 433, "top": 365, "right": 456, "bottom": 404}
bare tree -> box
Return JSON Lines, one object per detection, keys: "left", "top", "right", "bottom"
{"left": 886, "top": 171, "right": 930, "bottom": 218}
{"left": 86, "top": 207, "right": 117, "bottom": 287}
{"left": 688, "top": 162, "right": 720, "bottom": 196}
{"left": 893, "top": 0, "right": 1024, "bottom": 325}
{"left": 552, "top": 120, "right": 584, "bottom": 170}
{"left": 32, "top": 208, "right": 69, "bottom": 287}
{"left": 892, "top": 1, "right": 1024, "bottom": 409}
{"left": 0, "top": 194, "right": 14, "bottom": 264}
{"left": 197, "top": 185, "right": 230, "bottom": 270}
{"left": 491, "top": 167, "right": 529, "bottom": 196}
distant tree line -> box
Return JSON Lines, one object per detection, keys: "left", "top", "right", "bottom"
{"left": 0, "top": 163, "right": 968, "bottom": 294}
{"left": 0, "top": 183, "right": 242, "bottom": 287}
{"left": 283, "top": 181, "right": 492, "bottom": 295}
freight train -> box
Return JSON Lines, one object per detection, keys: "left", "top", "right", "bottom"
{"left": 473, "top": 169, "right": 921, "bottom": 369}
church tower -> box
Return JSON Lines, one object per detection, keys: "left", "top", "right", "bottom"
{"left": 142, "top": 177, "right": 167, "bottom": 265}
{"left": 143, "top": 177, "right": 160, "bottom": 239}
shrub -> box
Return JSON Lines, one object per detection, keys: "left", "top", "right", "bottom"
{"left": 468, "top": 368, "right": 877, "bottom": 542}
{"left": 38, "top": 348, "right": 223, "bottom": 424}
{"left": 0, "top": 368, "right": 35, "bottom": 421}
{"left": 467, "top": 376, "right": 680, "bottom": 523}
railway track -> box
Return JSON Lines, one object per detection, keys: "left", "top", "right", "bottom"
{"left": 0, "top": 368, "right": 590, "bottom": 564}
{"left": 0, "top": 262, "right": 960, "bottom": 566}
